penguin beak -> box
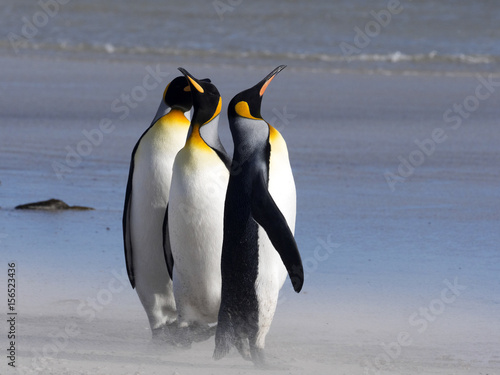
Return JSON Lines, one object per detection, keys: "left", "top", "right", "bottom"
{"left": 258, "top": 65, "right": 286, "bottom": 97}
{"left": 178, "top": 67, "right": 205, "bottom": 93}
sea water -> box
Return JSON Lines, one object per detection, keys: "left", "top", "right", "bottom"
{"left": 1, "top": 0, "right": 499, "bottom": 74}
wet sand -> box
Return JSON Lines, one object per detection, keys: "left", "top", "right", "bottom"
{"left": 1, "top": 53, "right": 499, "bottom": 374}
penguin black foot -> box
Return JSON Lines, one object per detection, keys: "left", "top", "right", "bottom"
{"left": 189, "top": 322, "right": 217, "bottom": 343}
{"left": 151, "top": 327, "right": 164, "bottom": 342}
{"left": 164, "top": 322, "right": 216, "bottom": 348}
{"left": 151, "top": 321, "right": 181, "bottom": 345}
{"left": 171, "top": 323, "right": 193, "bottom": 348}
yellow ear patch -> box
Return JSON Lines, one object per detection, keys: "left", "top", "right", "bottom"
{"left": 206, "top": 97, "right": 222, "bottom": 124}
{"left": 235, "top": 101, "right": 259, "bottom": 120}
{"left": 183, "top": 85, "right": 191, "bottom": 92}
{"left": 187, "top": 76, "right": 204, "bottom": 93}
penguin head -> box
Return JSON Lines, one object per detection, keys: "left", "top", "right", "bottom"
{"left": 227, "top": 65, "right": 286, "bottom": 157}
{"left": 178, "top": 67, "right": 221, "bottom": 126}
{"left": 228, "top": 65, "right": 286, "bottom": 122}
{"left": 162, "top": 76, "right": 193, "bottom": 113}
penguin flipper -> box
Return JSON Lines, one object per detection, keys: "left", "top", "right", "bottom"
{"left": 123, "top": 154, "right": 136, "bottom": 289}
{"left": 213, "top": 148, "right": 232, "bottom": 170}
{"left": 251, "top": 172, "right": 304, "bottom": 293}
{"left": 123, "top": 126, "right": 158, "bottom": 289}
{"left": 162, "top": 205, "right": 174, "bottom": 279}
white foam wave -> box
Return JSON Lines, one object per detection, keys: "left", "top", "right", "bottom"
{"left": 1, "top": 40, "right": 498, "bottom": 69}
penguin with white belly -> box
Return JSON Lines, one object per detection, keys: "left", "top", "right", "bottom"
{"left": 164, "top": 68, "right": 231, "bottom": 344}
{"left": 123, "top": 76, "right": 193, "bottom": 340}
{"left": 213, "top": 65, "right": 304, "bottom": 366}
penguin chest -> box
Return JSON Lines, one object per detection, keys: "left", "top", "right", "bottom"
{"left": 133, "top": 120, "right": 189, "bottom": 208}
{"left": 129, "top": 120, "right": 188, "bottom": 257}
{"left": 168, "top": 146, "right": 229, "bottom": 279}
{"left": 170, "top": 145, "right": 229, "bottom": 220}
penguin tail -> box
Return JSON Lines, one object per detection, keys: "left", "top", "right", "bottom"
{"left": 214, "top": 311, "right": 253, "bottom": 362}
{"left": 213, "top": 311, "right": 234, "bottom": 361}
{"left": 213, "top": 326, "right": 232, "bottom": 360}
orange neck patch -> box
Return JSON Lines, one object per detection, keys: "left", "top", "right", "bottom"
{"left": 268, "top": 125, "right": 286, "bottom": 153}
{"left": 187, "top": 124, "right": 211, "bottom": 151}
{"left": 206, "top": 97, "right": 222, "bottom": 124}
{"left": 162, "top": 108, "right": 190, "bottom": 126}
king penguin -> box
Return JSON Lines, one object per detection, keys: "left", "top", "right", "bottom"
{"left": 122, "top": 76, "right": 193, "bottom": 340}
{"left": 213, "top": 65, "right": 304, "bottom": 366}
{"left": 165, "top": 68, "right": 231, "bottom": 343}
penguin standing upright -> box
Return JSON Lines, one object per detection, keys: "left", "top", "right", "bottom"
{"left": 123, "top": 76, "right": 193, "bottom": 339}
{"left": 165, "top": 68, "right": 231, "bottom": 341}
{"left": 213, "top": 66, "right": 304, "bottom": 366}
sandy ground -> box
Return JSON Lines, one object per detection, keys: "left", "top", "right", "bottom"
{"left": 1, "top": 53, "right": 499, "bottom": 374}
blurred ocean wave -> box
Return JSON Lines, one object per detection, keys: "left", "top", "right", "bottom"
{"left": 1, "top": 0, "right": 499, "bottom": 74}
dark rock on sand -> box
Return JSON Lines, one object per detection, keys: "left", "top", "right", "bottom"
{"left": 15, "top": 199, "right": 94, "bottom": 211}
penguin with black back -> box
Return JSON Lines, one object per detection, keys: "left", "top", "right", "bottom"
{"left": 213, "top": 65, "right": 304, "bottom": 366}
